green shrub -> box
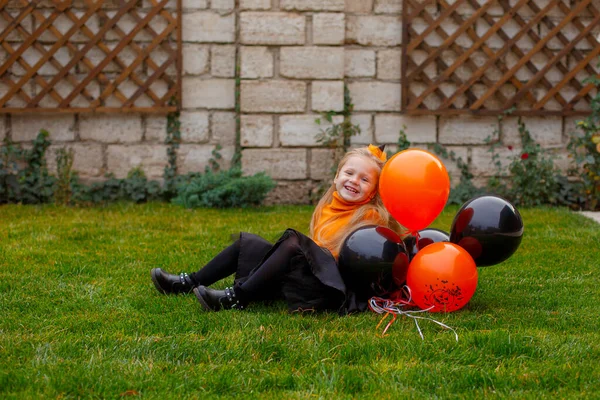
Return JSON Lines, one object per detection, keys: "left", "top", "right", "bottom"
{"left": 486, "top": 117, "right": 560, "bottom": 207}
{"left": 71, "top": 169, "right": 162, "bottom": 205}
{"left": 20, "top": 130, "right": 56, "bottom": 204}
{"left": 172, "top": 168, "right": 275, "bottom": 208}
{"left": 54, "top": 147, "right": 75, "bottom": 206}
{"left": 567, "top": 76, "right": 600, "bottom": 210}
{"left": 122, "top": 168, "right": 162, "bottom": 203}
{"left": 0, "top": 130, "right": 55, "bottom": 204}
{"left": 430, "top": 143, "right": 484, "bottom": 205}
{"left": 0, "top": 138, "right": 23, "bottom": 204}
{"left": 72, "top": 175, "right": 123, "bottom": 205}
{"left": 163, "top": 110, "right": 181, "bottom": 200}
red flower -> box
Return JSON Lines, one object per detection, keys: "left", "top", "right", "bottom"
{"left": 507, "top": 145, "right": 513, "bottom": 150}
{"left": 521, "top": 153, "right": 529, "bottom": 160}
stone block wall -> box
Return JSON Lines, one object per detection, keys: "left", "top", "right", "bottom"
{"left": 2, "top": 0, "right": 592, "bottom": 203}
{"left": 1, "top": 0, "right": 237, "bottom": 182}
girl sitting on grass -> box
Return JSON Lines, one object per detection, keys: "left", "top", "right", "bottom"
{"left": 151, "top": 144, "right": 401, "bottom": 314}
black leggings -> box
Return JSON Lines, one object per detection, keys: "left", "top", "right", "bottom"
{"left": 189, "top": 233, "right": 302, "bottom": 301}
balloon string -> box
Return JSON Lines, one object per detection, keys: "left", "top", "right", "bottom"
{"left": 375, "top": 313, "right": 390, "bottom": 331}
{"left": 414, "top": 231, "right": 421, "bottom": 251}
{"left": 368, "top": 287, "right": 459, "bottom": 341}
{"left": 374, "top": 312, "right": 397, "bottom": 336}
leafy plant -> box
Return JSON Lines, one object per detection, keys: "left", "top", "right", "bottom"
{"left": 554, "top": 175, "right": 586, "bottom": 209}
{"left": 71, "top": 169, "right": 162, "bottom": 205}
{"left": 206, "top": 144, "right": 223, "bottom": 173}
{"left": 0, "top": 138, "right": 23, "bottom": 204}
{"left": 315, "top": 88, "right": 361, "bottom": 161}
{"left": 383, "top": 125, "right": 412, "bottom": 160}
{"left": 313, "top": 86, "right": 362, "bottom": 202}
{"left": 172, "top": 168, "right": 275, "bottom": 208}
{"left": 233, "top": 64, "right": 242, "bottom": 169}
{"left": 567, "top": 75, "right": 600, "bottom": 210}
{"left": 122, "top": 168, "right": 162, "bottom": 203}
{"left": 487, "top": 117, "right": 560, "bottom": 207}
{"left": 0, "top": 117, "right": 273, "bottom": 208}
{"left": 163, "top": 109, "right": 181, "bottom": 200}
{"left": 54, "top": 147, "right": 75, "bottom": 206}
{"left": 430, "top": 143, "right": 483, "bottom": 205}
{"left": 396, "top": 126, "right": 412, "bottom": 153}
{"left": 72, "top": 174, "right": 124, "bottom": 205}
{"left": 16, "top": 130, "right": 56, "bottom": 204}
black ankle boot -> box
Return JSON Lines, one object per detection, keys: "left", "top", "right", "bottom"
{"left": 193, "top": 286, "right": 245, "bottom": 311}
{"left": 151, "top": 268, "right": 195, "bottom": 294}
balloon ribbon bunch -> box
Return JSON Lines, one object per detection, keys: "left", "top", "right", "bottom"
{"left": 368, "top": 289, "right": 459, "bottom": 341}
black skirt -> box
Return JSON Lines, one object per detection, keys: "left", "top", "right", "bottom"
{"left": 233, "top": 229, "right": 368, "bottom": 314}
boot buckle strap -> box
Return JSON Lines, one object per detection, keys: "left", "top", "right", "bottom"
{"left": 179, "top": 273, "right": 192, "bottom": 286}
{"left": 224, "top": 287, "right": 244, "bottom": 310}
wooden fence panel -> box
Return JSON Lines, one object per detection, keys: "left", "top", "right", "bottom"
{"left": 401, "top": 0, "right": 600, "bottom": 116}
{"left": 0, "top": 0, "right": 181, "bottom": 113}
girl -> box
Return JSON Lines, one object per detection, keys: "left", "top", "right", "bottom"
{"left": 151, "top": 145, "right": 401, "bottom": 314}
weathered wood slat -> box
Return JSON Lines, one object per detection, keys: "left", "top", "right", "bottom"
{"left": 418, "top": 2, "right": 510, "bottom": 106}
{"left": 406, "top": 0, "right": 496, "bottom": 80}
{"left": 496, "top": 0, "right": 597, "bottom": 110}
{"left": 2, "top": 5, "right": 96, "bottom": 104}
{"left": 402, "top": 0, "right": 600, "bottom": 116}
{"left": 406, "top": 0, "right": 465, "bottom": 53}
{"left": 90, "top": 0, "right": 175, "bottom": 108}
{"left": 435, "top": 0, "right": 556, "bottom": 111}
{"left": 0, "top": 0, "right": 181, "bottom": 113}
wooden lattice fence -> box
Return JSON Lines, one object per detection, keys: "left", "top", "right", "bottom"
{"left": 401, "top": 0, "right": 600, "bottom": 115}
{"left": 0, "top": 0, "right": 181, "bottom": 113}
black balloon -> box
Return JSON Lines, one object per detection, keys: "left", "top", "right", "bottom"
{"left": 338, "top": 225, "right": 410, "bottom": 298}
{"left": 450, "top": 195, "right": 524, "bottom": 267}
{"left": 403, "top": 228, "right": 450, "bottom": 261}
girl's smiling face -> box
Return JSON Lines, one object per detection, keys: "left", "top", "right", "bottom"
{"left": 334, "top": 155, "right": 380, "bottom": 203}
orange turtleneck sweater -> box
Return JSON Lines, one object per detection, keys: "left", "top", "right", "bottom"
{"left": 312, "top": 191, "right": 384, "bottom": 258}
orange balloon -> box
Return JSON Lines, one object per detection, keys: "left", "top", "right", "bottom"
{"left": 406, "top": 242, "right": 478, "bottom": 313}
{"left": 379, "top": 149, "right": 450, "bottom": 232}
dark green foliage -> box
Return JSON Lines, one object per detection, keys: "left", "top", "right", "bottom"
{"left": 566, "top": 75, "right": 600, "bottom": 210}
{"left": 233, "top": 65, "right": 242, "bottom": 169}
{"left": 205, "top": 143, "right": 223, "bottom": 173}
{"left": 71, "top": 169, "right": 162, "bottom": 205}
{"left": 395, "top": 126, "right": 412, "bottom": 152}
{"left": 21, "top": 130, "right": 56, "bottom": 204}
{"left": 162, "top": 110, "right": 181, "bottom": 200}
{"left": 487, "top": 117, "right": 560, "bottom": 207}
{"left": 509, "top": 119, "right": 560, "bottom": 206}
{"left": 122, "top": 168, "right": 163, "bottom": 203}
{"left": 479, "top": 71, "right": 600, "bottom": 210}
{"left": 172, "top": 168, "right": 276, "bottom": 208}
{"left": 72, "top": 175, "right": 123, "bottom": 204}
{"left": 0, "top": 112, "right": 275, "bottom": 207}
{"left": 0, "top": 138, "right": 23, "bottom": 203}
{"left": 315, "top": 86, "right": 361, "bottom": 153}
{"left": 0, "top": 130, "right": 55, "bottom": 204}
{"left": 385, "top": 126, "right": 412, "bottom": 159}
{"left": 0, "top": 132, "right": 273, "bottom": 207}
{"left": 430, "top": 143, "right": 484, "bottom": 205}
{"left": 54, "top": 147, "right": 75, "bottom": 206}
{"left": 554, "top": 175, "right": 586, "bottom": 209}
{"left": 19, "top": 130, "right": 56, "bottom": 204}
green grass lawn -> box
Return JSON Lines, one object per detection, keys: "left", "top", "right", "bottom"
{"left": 1, "top": 203, "right": 599, "bottom": 399}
